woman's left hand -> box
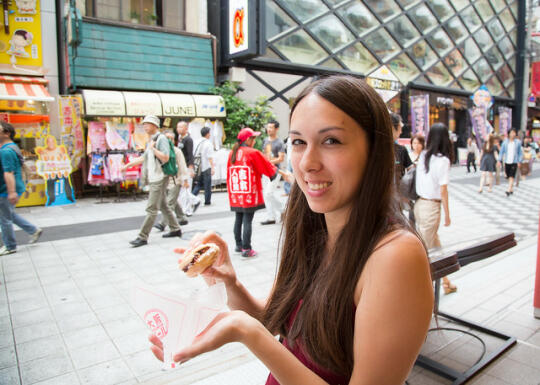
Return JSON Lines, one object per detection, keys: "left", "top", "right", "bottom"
{"left": 149, "top": 310, "right": 259, "bottom": 363}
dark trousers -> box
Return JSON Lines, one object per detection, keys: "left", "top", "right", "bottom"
{"left": 234, "top": 211, "right": 255, "bottom": 250}
{"left": 192, "top": 168, "right": 212, "bottom": 204}
{"left": 466, "top": 153, "right": 476, "bottom": 172}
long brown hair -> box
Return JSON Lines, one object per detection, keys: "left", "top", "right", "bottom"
{"left": 263, "top": 76, "right": 414, "bottom": 377}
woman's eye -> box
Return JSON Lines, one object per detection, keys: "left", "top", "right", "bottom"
{"left": 291, "top": 138, "right": 305, "bottom": 146}
{"left": 324, "top": 137, "right": 341, "bottom": 145}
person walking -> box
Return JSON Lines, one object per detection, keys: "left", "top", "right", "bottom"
{"left": 410, "top": 134, "right": 425, "bottom": 164}
{"left": 261, "top": 120, "right": 285, "bottom": 225}
{"left": 390, "top": 113, "right": 412, "bottom": 181}
{"left": 176, "top": 121, "right": 200, "bottom": 215}
{"left": 227, "top": 127, "right": 280, "bottom": 258}
{"left": 478, "top": 134, "right": 497, "bottom": 193}
{"left": 498, "top": 128, "right": 523, "bottom": 196}
{"left": 0, "top": 121, "right": 42, "bottom": 255}
{"left": 122, "top": 116, "right": 182, "bottom": 247}
{"left": 154, "top": 131, "right": 190, "bottom": 232}
{"left": 192, "top": 126, "right": 214, "bottom": 206}
{"left": 466, "top": 137, "right": 478, "bottom": 173}
{"left": 414, "top": 123, "right": 456, "bottom": 294}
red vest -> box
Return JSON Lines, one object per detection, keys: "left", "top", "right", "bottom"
{"left": 227, "top": 146, "right": 276, "bottom": 211}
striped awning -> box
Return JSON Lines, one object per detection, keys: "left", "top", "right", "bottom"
{"left": 0, "top": 75, "right": 53, "bottom": 102}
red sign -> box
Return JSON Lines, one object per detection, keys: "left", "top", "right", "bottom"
{"left": 532, "top": 62, "right": 540, "bottom": 97}
{"left": 233, "top": 8, "right": 244, "bottom": 47}
{"left": 0, "top": 113, "right": 8, "bottom": 122}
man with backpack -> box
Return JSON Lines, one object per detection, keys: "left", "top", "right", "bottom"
{"left": 0, "top": 121, "right": 42, "bottom": 255}
{"left": 122, "top": 115, "right": 181, "bottom": 247}
{"left": 191, "top": 126, "right": 214, "bottom": 206}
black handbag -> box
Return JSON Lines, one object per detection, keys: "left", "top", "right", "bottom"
{"left": 399, "top": 165, "right": 419, "bottom": 201}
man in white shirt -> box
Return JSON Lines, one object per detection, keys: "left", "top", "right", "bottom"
{"left": 261, "top": 120, "right": 285, "bottom": 225}
{"left": 192, "top": 126, "right": 215, "bottom": 205}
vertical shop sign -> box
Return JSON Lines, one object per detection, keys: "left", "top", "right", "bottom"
{"left": 59, "top": 95, "right": 85, "bottom": 171}
{"left": 498, "top": 106, "right": 512, "bottom": 136}
{"left": 532, "top": 62, "right": 540, "bottom": 97}
{"left": 35, "top": 135, "right": 76, "bottom": 206}
{"left": 225, "top": 0, "right": 259, "bottom": 60}
{"left": 470, "top": 85, "right": 493, "bottom": 147}
{"left": 0, "top": 0, "right": 42, "bottom": 66}
{"left": 410, "top": 94, "right": 429, "bottom": 137}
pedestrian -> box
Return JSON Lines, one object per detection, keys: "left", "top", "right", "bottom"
{"left": 154, "top": 131, "right": 189, "bottom": 232}
{"left": 192, "top": 126, "right": 214, "bottom": 206}
{"left": 227, "top": 127, "right": 281, "bottom": 258}
{"left": 0, "top": 121, "right": 42, "bottom": 255}
{"left": 122, "top": 115, "right": 182, "bottom": 247}
{"left": 282, "top": 136, "right": 293, "bottom": 195}
{"left": 150, "top": 75, "right": 433, "bottom": 384}
{"left": 261, "top": 120, "right": 285, "bottom": 225}
{"left": 494, "top": 135, "right": 502, "bottom": 185}
{"left": 522, "top": 136, "right": 535, "bottom": 178}
{"left": 414, "top": 122, "right": 456, "bottom": 294}
{"left": 498, "top": 128, "right": 523, "bottom": 196}
{"left": 478, "top": 134, "right": 497, "bottom": 193}
{"left": 410, "top": 134, "right": 425, "bottom": 164}
{"left": 176, "top": 121, "right": 200, "bottom": 215}
{"left": 390, "top": 113, "right": 412, "bottom": 180}
{"left": 466, "top": 137, "right": 478, "bottom": 173}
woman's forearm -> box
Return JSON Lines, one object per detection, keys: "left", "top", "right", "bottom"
{"left": 227, "top": 279, "right": 266, "bottom": 321}
{"left": 441, "top": 187, "right": 450, "bottom": 219}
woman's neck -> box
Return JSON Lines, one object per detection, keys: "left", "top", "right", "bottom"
{"left": 324, "top": 210, "right": 349, "bottom": 252}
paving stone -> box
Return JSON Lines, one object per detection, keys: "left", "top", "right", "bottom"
{"left": 17, "top": 334, "right": 66, "bottom": 363}
{"left": 0, "top": 346, "right": 17, "bottom": 370}
{"left": 9, "top": 296, "right": 48, "bottom": 315}
{"left": 112, "top": 332, "right": 149, "bottom": 356}
{"left": 468, "top": 374, "right": 512, "bottom": 384}
{"left": 125, "top": 349, "right": 163, "bottom": 378}
{"left": 70, "top": 339, "right": 120, "bottom": 369}
{"left": 78, "top": 358, "right": 134, "bottom": 385}
{"left": 93, "top": 303, "right": 137, "bottom": 324}
{"left": 56, "top": 311, "right": 99, "bottom": 333}
{"left": 32, "top": 372, "right": 81, "bottom": 385}
{"left": 11, "top": 308, "right": 54, "bottom": 329}
{"left": 63, "top": 324, "right": 109, "bottom": 351}
{"left": 19, "top": 353, "right": 72, "bottom": 385}
{"left": 486, "top": 357, "right": 540, "bottom": 384}
{"left": 13, "top": 321, "right": 58, "bottom": 345}
{"left": 0, "top": 366, "right": 20, "bottom": 385}
{"left": 102, "top": 317, "right": 146, "bottom": 339}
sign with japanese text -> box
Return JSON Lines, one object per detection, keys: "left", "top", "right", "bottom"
{"left": 410, "top": 94, "right": 429, "bottom": 137}
{"left": 532, "top": 62, "right": 540, "bottom": 97}
{"left": 59, "top": 95, "right": 85, "bottom": 171}
{"left": 470, "top": 85, "right": 493, "bottom": 147}
{"left": 366, "top": 66, "right": 401, "bottom": 103}
{"left": 229, "top": 165, "right": 251, "bottom": 194}
{"left": 498, "top": 106, "right": 512, "bottom": 136}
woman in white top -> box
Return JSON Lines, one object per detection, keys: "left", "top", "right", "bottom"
{"left": 414, "top": 123, "right": 456, "bottom": 294}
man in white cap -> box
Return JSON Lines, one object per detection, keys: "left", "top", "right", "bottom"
{"left": 122, "top": 115, "right": 182, "bottom": 247}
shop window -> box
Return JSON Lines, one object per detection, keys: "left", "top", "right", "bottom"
{"left": 487, "top": 18, "right": 505, "bottom": 42}
{"left": 498, "top": 9, "right": 516, "bottom": 33}
{"left": 489, "top": 0, "right": 506, "bottom": 13}
{"left": 364, "top": 0, "right": 401, "bottom": 23}
{"left": 460, "top": 6, "right": 482, "bottom": 33}
{"left": 459, "top": 69, "right": 480, "bottom": 91}
{"left": 387, "top": 53, "right": 420, "bottom": 84}
{"left": 459, "top": 38, "right": 481, "bottom": 64}
{"left": 308, "top": 14, "right": 355, "bottom": 53}
{"left": 472, "top": 57, "right": 492, "bottom": 83}
{"left": 408, "top": 4, "right": 438, "bottom": 34}
{"left": 427, "top": 28, "right": 453, "bottom": 57}
{"left": 485, "top": 46, "right": 504, "bottom": 71}
{"left": 266, "top": 2, "right": 296, "bottom": 42}
{"left": 498, "top": 37, "right": 514, "bottom": 58}
{"left": 444, "top": 49, "right": 467, "bottom": 77}
{"left": 497, "top": 64, "right": 513, "bottom": 87}
{"left": 486, "top": 76, "right": 503, "bottom": 96}
{"left": 162, "top": 0, "right": 185, "bottom": 31}
{"left": 336, "top": 42, "right": 379, "bottom": 74}
{"left": 396, "top": 0, "right": 420, "bottom": 9}
{"left": 474, "top": 28, "right": 494, "bottom": 52}
{"left": 277, "top": 0, "right": 328, "bottom": 23}
{"left": 386, "top": 15, "right": 420, "bottom": 48}
{"left": 336, "top": 2, "right": 378, "bottom": 37}
{"left": 445, "top": 17, "right": 467, "bottom": 44}
{"left": 449, "top": 0, "right": 468, "bottom": 12}
{"left": 408, "top": 39, "right": 437, "bottom": 70}
{"left": 474, "top": 0, "right": 495, "bottom": 23}
{"left": 426, "top": 62, "right": 453, "bottom": 86}
{"left": 273, "top": 30, "right": 327, "bottom": 65}
{"left": 427, "top": 0, "right": 453, "bottom": 22}
{"left": 363, "top": 28, "right": 401, "bottom": 62}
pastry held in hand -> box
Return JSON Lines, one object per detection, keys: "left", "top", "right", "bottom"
{"left": 179, "top": 243, "right": 219, "bottom": 277}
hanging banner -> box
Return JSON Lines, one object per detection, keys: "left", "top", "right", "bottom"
{"left": 470, "top": 85, "right": 493, "bottom": 148}
{"left": 410, "top": 94, "right": 429, "bottom": 137}
{"left": 59, "top": 95, "right": 85, "bottom": 171}
{"left": 532, "top": 62, "right": 540, "bottom": 97}
{"left": 498, "top": 106, "right": 512, "bottom": 136}
{"left": 35, "top": 135, "right": 76, "bottom": 206}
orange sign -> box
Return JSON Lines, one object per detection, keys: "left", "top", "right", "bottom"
{"left": 233, "top": 8, "right": 244, "bottom": 47}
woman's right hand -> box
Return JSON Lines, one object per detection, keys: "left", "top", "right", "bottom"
{"left": 175, "top": 231, "right": 237, "bottom": 288}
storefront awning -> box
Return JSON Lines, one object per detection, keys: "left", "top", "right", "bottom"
{"left": 0, "top": 75, "right": 54, "bottom": 102}
{"left": 79, "top": 90, "right": 226, "bottom": 118}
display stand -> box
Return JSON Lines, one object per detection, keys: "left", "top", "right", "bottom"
{"left": 95, "top": 185, "right": 109, "bottom": 204}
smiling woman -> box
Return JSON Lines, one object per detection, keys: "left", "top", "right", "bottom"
{"left": 149, "top": 76, "right": 434, "bottom": 385}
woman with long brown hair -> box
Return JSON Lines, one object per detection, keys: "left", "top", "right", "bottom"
{"left": 479, "top": 134, "right": 497, "bottom": 193}
{"left": 149, "top": 76, "right": 434, "bottom": 384}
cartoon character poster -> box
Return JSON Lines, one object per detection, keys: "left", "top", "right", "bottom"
{"left": 0, "top": 0, "right": 42, "bottom": 66}
{"left": 35, "top": 135, "right": 76, "bottom": 206}
{"left": 470, "top": 85, "right": 493, "bottom": 148}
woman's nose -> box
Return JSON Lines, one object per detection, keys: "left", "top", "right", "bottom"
{"left": 298, "top": 145, "right": 322, "bottom": 173}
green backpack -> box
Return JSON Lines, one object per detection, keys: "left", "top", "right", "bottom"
{"left": 161, "top": 136, "right": 178, "bottom": 176}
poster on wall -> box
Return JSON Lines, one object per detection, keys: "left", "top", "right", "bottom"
{"left": 498, "top": 106, "right": 512, "bottom": 136}
{"left": 410, "top": 94, "right": 429, "bottom": 137}
{"left": 35, "top": 135, "right": 76, "bottom": 206}
{"left": 59, "top": 95, "right": 85, "bottom": 171}
{"left": 470, "top": 85, "right": 493, "bottom": 147}
{"left": 0, "top": 0, "right": 42, "bottom": 66}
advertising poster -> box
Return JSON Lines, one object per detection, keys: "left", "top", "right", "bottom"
{"left": 470, "top": 85, "right": 493, "bottom": 148}
{"left": 410, "top": 94, "right": 429, "bottom": 137}
{"left": 498, "top": 106, "right": 512, "bottom": 136}
{"left": 35, "top": 135, "right": 76, "bottom": 206}
{"left": 0, "top": 0, "right": 42, "bottom": 66}
{"left": 59, "top": 95, "right": 85, "bottom": 170}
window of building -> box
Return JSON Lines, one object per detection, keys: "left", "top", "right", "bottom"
{"left": 308, "top": 14, "right": 355, "bottom": 52}
{"left": 445, "top": 17, "right": 467, "bottom": 44}
{"left": 459, "top": 69, "right": 480, "bottom": 91}
{"left": 83, "top": 0, "right": 186, "bottom": 30}
{"left": 278, "top": 0, "right": 328, "bottom": 23}
{"left": 459, "top": 38, "right": 481, "bottom": 64}
{"left": 487, "top": 18, "right": 505, "bottom": 42}
{"left": 485, "top": 46, "right": 504, "bottom": 71}
{"left": 364, "top": 0, "right": 401, "bottom": 23}
{"left": 427, "top": 0, "right": 453, "bottom": 22}
{"left": 449, "top": 0, "right": 468, "bottom": 12}
{"left": 388, "top": 53, "right": 420, "bottom": 84}
{"left": 444, "top": 48, "right": 467, "bottom": 76}
{"left": 489, "top": 0, "right": 506, "bottom": 13}
{"left": 472, "top": 57, "right": 492, "bottom": 83}
{"left": 497, "top": 64, "right": 513, "bottom": 87}
{"left": 498, "top": 9, "right": 516, "bottom": 33}
{"left": 396, "top": 0, "right": 420, "bottom": 9}
{"left": 486, "top": 75, "right": 503, "bottom": 96}
{"left": 408, "top": 4, "right": 438, "bottom": 34}
{"left": 474, "top": 28, "right": 494, "bottom": 52}
{"left": 507, "top": 82, "right": 515, "bottom": 99}
{"left": 336, "top": 42, "right": 379, "bottom": 74}
{"left": 474, "top": 0, "right": 495, "bottom": 23}
{"left": 460, "top": 6, "right": 482, "bottom": 33}
{"left": 426, "top": 62, "right": 453, "bottom": 86}
{"left": 408, "top": 39, "right": 438, "bottom": 70}
{"left": 498, "top": 37, "right": 514, "bottom": 58}
{"left": 363, "top": 28, "right": 400, "bottom": 61}
{"left": 337, "top": 1, "right": 378, "bottom": 37}
{"left": 428, "top": 28, "right": 453, "bottom": 57}
{"left": 266, "top": 2, "right": 297, "bottom": 42}
{"left": 273, "top": 30, "right": 327, "bottom": 65}
{"left": 386, "top": 15, "right": 420, "bottom": 48}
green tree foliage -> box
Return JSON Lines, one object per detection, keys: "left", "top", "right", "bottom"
{"left": 211, "top": 81, "right": 275, "bottom": 147}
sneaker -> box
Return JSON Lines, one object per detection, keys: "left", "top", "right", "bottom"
{"left": 29, "top": 228, "right": 43, "bottom": 244}
{"left": 234, "top": 246, "right": 242, "bottom": 253}
{"left": 241, "top": 249, "right": 258, "bottom": 258}
{"left": 0, "top": 246, "right": 16, "bottom": 255}
{"left": 192, "top": 202, "right": 201, "bottom": 214}
{"left": 260, "top": 220, "right": 276, "bottom": 225}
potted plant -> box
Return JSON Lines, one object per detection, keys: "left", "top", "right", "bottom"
{"left": 130, "top": 11, "right": 139, "bottom": 23}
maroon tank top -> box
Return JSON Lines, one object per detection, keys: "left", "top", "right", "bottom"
{"left": 265, "top": 301, "right": 349, "bottom": 385}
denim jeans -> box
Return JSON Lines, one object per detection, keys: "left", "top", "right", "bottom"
{"left": 234, "top": 211, "right": 255, "bottom": 250}
{"left": 192, "top": 168, "right": 212, "bottom": 205}
{"left": 0, "top": 196, "right": 37, "bottom": 250}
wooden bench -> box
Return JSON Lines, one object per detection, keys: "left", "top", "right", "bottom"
{"left": 417, "top": 233, "right": 518, "bottom": 385}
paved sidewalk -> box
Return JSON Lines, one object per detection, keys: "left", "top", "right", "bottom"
{"left": 0, "top": 167, "right": 539, "bottom": 384}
